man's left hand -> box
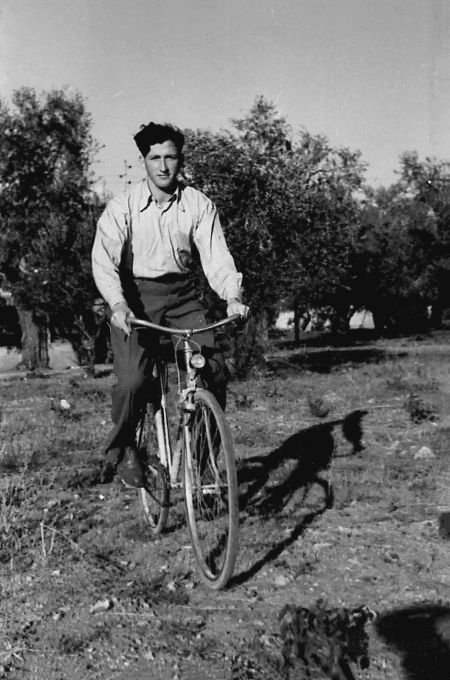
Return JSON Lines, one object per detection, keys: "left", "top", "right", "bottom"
{"left": 227, "top": 298, "right": 250, "bottom": 319}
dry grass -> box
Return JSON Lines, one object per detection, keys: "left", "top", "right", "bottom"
{"left": 2, "top": 335, "right": 450, "bottom": 677}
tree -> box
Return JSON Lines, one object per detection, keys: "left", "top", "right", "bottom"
{"left": 183, "top": 97, "right": 366, "bottom": 371}
{"left": 0, "top": 87, "right": 103, "bottom": 370}
{"left": 354, "top": 153, "right": 450, "bottom": 335}
{"left": 397, "top": 153, "right": 450, "bottom": 328}
{"left": 282, "top": 132, "right": 366, "bottom": 335}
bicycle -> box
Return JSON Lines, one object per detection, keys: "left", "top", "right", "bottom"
{"left": 129, "top": 314, "right": 241, "bottom": 590}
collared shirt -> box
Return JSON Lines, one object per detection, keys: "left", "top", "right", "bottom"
{"left": 92, "top": 180, "right": 243, "bottom": 310}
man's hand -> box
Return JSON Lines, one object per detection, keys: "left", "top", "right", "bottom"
{"left": 227, "top": 298, "right": 250, "bottom": 319}
{"left": 111, "top": 302, "right": 135, "bottom": 336}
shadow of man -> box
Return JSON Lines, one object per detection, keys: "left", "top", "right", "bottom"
{"left": 376, "top": 603, "right": 450, "bottom": 680}
{"left": 238, "top": 409, "right": 367, "bottom": 515}
{"left": 232, "top": 409, "right": 368, "bottom": 586}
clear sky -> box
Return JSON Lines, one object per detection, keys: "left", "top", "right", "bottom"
{"left": 1, "top": 0, "right": 449, "bottom": 196}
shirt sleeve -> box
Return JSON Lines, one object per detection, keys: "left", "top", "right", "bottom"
{"left": 193, "top": 197, "right": 243, "bottom": 303}
{"left": 91, "top": 196, "right": 129, "bottom": 310}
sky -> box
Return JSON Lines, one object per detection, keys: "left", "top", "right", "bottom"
{"left": 1, "top": 0, "right": 449, "bottom": 197}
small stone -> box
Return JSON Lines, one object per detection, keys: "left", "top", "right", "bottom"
{"left": 414, "top": 446, "right": 435, "bottom": 460}
{"left": 90, "top": 598, "right": 113, "bottom": 614}
{"left": 274, "top": 574, "right": 290, "bottom": 588}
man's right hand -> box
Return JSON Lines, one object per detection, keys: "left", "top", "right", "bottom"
{"left": 111, "top": 302, "right": 135, "bottom": 336}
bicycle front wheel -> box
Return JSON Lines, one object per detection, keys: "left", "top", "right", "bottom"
{"left": 183, "top": 389, "right": 239, "bottom": 590}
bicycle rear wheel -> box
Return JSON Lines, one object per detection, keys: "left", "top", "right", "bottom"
{"left": 137, "top": 396, "right": 170, "bottom": 535}
{"left": 183, "top": 389, "right": 239, "bottom": 590}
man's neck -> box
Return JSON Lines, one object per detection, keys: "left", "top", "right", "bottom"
{"left": 147, "top": 178, "right": 178, "bottom": 207}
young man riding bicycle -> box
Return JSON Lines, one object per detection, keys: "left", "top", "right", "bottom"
{"left": 92, "top": 122, "right": 249, "bottom": 488}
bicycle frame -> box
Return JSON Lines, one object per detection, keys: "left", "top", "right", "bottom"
{"left": 130, "top": 314, "right": 240, "bottom": 486}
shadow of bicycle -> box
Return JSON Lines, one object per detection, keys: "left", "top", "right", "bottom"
{"left": 376, "top": 603, "right": 450, "bottom": 680}
{"left": 231, "top": 409, "right": 367, "bottom": 586}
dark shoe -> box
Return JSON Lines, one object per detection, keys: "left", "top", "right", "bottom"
{"left": 117, "top": 447, "right": 145, "bottom": 488}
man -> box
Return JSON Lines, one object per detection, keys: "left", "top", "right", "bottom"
{"left": 92, "top": 122, "right": 248, "bottom": 487}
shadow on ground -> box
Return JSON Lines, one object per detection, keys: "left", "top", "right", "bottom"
{"left": 275, "top": 328, "right": 379, "bottom": 349}
{"left": 268, "top": 347, "right": 407, "bottom": 374}
{"left": 232, "top": 409, "right": 367, "bottom": 585}
{"left": 237, "top": 409, "right": 367, "bottom": 514}
{"left": 376, "top": 603, "right": 450, "bottom": 680}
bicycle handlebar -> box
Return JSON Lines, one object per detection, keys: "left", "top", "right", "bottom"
{"left": 129, "top": 313, "right": 242, "bottom": 337}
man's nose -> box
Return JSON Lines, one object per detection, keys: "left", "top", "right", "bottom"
{"left": 159, "top": 158, "right": 168, "bottom": 172}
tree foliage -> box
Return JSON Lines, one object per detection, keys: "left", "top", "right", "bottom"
{"left": 183, "top": 97, "right": 366, "bottom": 370}
{"left": 0, "top": 87, "right": 105, "bottom": 368}
{"left": 354, "top": 153, "right": 450, "bottom": 334}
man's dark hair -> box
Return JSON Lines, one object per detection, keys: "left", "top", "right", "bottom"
{"left": 133, "top": 123, "right": 184, "bottom": 157}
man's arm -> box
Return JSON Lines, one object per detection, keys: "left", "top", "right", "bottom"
{"left": 193, "top": 195, "right": 249, "bottom": 317}
{"left": 227, "top": 297, "right": 250, "bottom": 319}
{"left": 110, "top": 301, "right": 135, "bottom": 336}
{"left": 92, "top": 198, "right": 134, "bottom": 334}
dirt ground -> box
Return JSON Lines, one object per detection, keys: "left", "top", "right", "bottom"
{"left": 2, "top": 332, "right": 450, "bottom": 678}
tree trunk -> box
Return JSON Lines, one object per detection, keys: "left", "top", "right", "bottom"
{"left": 15, "top": 305, "right": 49, "bottom": 371}
{"left": 330, "top": 304, "right": 352, "bottom": 335}
{"left": 70, "top": 333, "right": 95, "bottom": 376}
{"left": 429, "top": 302, "right": 443, "bottom": 329}
{"left": 293, "top": 301, "right": 300, "bottom": 343}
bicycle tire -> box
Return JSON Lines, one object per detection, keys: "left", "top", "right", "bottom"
{"left": 137, "top": 399, "right": 170, "bottom": 535}
{"left": 183, "top": 389, "right": 239, "bottom": 590}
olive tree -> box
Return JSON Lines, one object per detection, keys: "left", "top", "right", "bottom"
{"left": 0, "top": 87, "right": 103, "bottom": 369}
{"left": 183, "top": 97, "right": 366, "bottom": 372}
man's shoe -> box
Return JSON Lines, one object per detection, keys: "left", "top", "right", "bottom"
{"left": 117, "top": 447, "right": 145, "bottom": 488}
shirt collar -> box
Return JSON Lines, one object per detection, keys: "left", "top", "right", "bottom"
{"left": 139, "top": 181, "right": 185, "bottom": 213}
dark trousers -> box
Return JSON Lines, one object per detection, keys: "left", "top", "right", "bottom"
{"left": 105, "top": 277, "right": 228, "bottom": 462}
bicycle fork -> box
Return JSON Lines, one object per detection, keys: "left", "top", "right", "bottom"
{"left": 179, "top": 335, "right": 203, "bottom": 490}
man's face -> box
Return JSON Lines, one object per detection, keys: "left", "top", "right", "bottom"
{"left": 144, "top": 140, "right": 182, "bottom": 193}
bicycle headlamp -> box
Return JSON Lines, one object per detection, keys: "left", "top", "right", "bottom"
{"left": 190, "top": 354, "right": 206, "bottom": 369}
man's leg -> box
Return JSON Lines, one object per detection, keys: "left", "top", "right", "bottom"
{"left": 104, "top": 325, "right": 156, "bottom": 484}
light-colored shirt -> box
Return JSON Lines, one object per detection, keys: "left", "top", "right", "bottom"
{"left": 92, "top": 180, "right": 243, "bottom": 310}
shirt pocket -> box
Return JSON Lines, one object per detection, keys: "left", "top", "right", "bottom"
{"left": 173, "top": 211, "right": 195, "bottom": 265}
